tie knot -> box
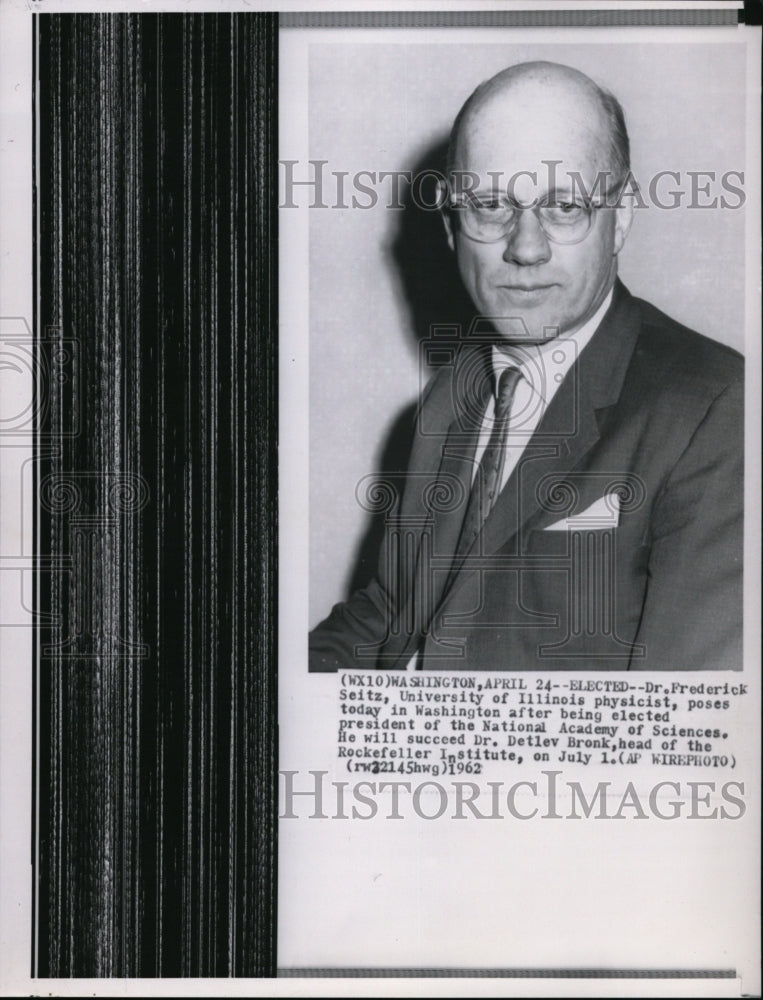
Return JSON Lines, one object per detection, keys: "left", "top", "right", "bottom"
{"left": 495, "top": 366, "right": 522, "bottom": 419}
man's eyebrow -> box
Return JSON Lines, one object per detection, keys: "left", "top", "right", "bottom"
{"left": 465, "top": 186, "right": 583, "bottom": 204}
{"left": 539, "top": 186, "right": 580, "bottom": 200}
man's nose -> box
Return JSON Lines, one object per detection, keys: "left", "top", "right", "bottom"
{"left": 502, "top": 207, "right": 552, "bottom": 266}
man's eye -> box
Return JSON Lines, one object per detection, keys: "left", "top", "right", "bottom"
{"left": 550, "top": 201, "right": 583, "bottom": 213}
{"left": 542, "top": 201, "right": 587, "bottom": 222}
{"left": 472, "top": 199, "right": 504, "bottom": 212}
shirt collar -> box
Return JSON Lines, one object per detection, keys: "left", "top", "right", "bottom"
{"left": 491, "top": 287, "right": 615, "bottom": 403}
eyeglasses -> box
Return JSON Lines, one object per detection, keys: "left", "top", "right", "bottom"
{"left": 447, "top": 187, "right": 623, "bottom": 246}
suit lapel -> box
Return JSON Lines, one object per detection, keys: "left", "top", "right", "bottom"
{"left": 479, "top": 363, "right": 598, "bottom": 554}
{"left": 425, "top": 344, "right": 492, "bottom": 613}
{"left": 378, "top": 342, "right": 490, "bottom": 660}
{"left": 460, "top": 280, "right": 642, "bottom": 562}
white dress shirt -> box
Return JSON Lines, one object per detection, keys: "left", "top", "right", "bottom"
{"left": 471, "top": 287, "right": 614, "bottom": 491}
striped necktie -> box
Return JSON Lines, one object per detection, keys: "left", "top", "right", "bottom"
{"left": 453, "top": 365, "right": 523, "bottom": 561}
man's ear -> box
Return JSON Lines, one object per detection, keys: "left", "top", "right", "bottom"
{"left": 437, "top": 179, "right": 456, "bottom": 252}
{"left": 613, "top": 195, "right": 635, "bottom": 255}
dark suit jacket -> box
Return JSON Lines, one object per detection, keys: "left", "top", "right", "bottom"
{"left": 310, "top": 281, "right": 744, "bottom": 671}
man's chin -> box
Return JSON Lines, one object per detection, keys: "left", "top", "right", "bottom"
{"left": 490, "top": 316, "right": 565, "bottom": 345}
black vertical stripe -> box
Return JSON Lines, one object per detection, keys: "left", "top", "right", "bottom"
{"left": 35, "top": 13, "right": 278, "bottom": 976}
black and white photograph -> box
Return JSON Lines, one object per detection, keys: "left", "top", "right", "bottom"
{"left": 0, "top": 1, "right": 760, "bottom": 996}
{"left": 305, "top": 41, "right": 747, "bottom": 674}
{"left": 279, "top": 10, "right": 761, "bottom": 986}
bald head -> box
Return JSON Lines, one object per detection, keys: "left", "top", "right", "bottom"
{"left": 447, "top": 61, "right": 629, "bottom": 184}
{"left": 439, "top": 60, "right": 635, "bottom": 345}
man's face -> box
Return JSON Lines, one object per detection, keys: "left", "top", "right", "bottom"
{"left": 443, "top": 81, "right": 633, "bottom": 344}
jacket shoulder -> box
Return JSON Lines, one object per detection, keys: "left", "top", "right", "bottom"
{"left": 418, "top": 342, "right": 490, "bottom": 421}
{"left": 630, "top": 294, "right": 744, "bottom": 397}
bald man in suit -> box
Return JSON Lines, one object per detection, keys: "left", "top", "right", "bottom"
{"left": 309, "top": 62, "right": 743, "bottom": 672}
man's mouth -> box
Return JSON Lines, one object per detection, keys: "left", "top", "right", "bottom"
{"left": 500, "top": 283, "right": 556, "bottom": 300}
